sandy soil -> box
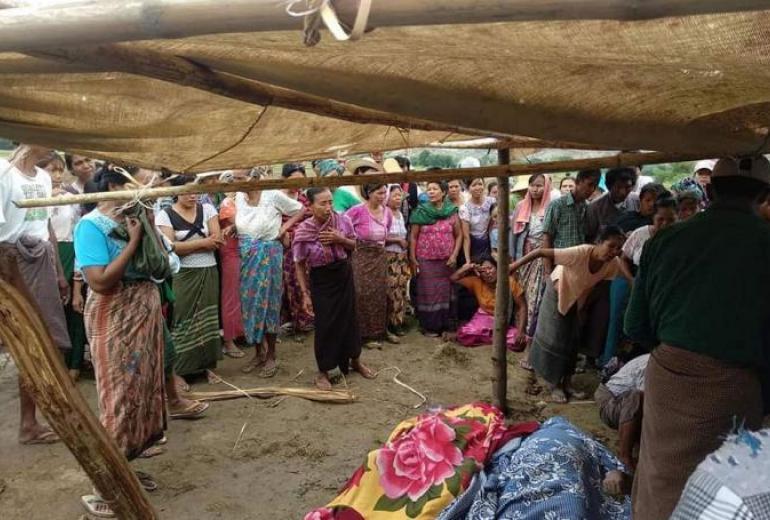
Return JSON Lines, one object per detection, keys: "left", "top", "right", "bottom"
{"left": 0, "top": 331, "right": 614, "bottom": 519}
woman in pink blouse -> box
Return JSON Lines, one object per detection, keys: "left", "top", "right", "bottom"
{"left": 345, "top": 183, "right": 396, "bottom": 347}
{"left": 409, "top": 181, "right": 462, "bottom": 337}
{"left": 294, "top": 188, "right": 376, "bottom": 391}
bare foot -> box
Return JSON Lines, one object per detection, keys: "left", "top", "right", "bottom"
{"left": 547, "top": 388, "right": 568, "bottom": 404}
{"left": 351, "top": 359, "right": 376, "bottom": 379}
{"left": 241, "top": 351, "right": 266, "bottom": 374}
{"left": 206, "top": 370, "right": 222, "bottom": 384}
{"left": 174, "top": 374, "right": 190, "bottom": 393}
{"left": 315, "top": 373, "right": 333, "bottom": 391}
{"left": 258, "top": 357, "right": 278, "bottom": 378}
{"left": 68, "top": 368, "right": 80, "bottom": 382}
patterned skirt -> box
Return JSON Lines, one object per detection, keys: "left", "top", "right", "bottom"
{"left": 171, "top": 265, "right": 222, "bottom": 376}
{"left": 282, "top": 242, "right": 314, "bottom": 331}
{"left": 219, "top": 237, "right": 245, "bottom": 342}
{"left": 415, "top": 258, "right": 455, "bottom": 333}
{"left": 352, "top": 242, "right": 388, "bottom": 340}
{"left": 84, "top": 281, "right": 165, "bottom": 461}
{"left": 240, "top": 237, "right": 283, "bottom": 345}
{"left": 386, "top": 251, "right": 410, "bottom": 328}
{"left": 518, "top": 237, "right": 546, "bottom": 337}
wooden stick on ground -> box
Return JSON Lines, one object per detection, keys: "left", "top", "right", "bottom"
{"left": 14, "top": 150, "right": 709, "bottom": 208}
{"left": 185, "top": 387, "right": 356, "bottom": 403}
{"left": 0, "top": 271, "right": 156, "bottom": 519}
{"left": 492, "top": 148, "right": 511, "bottom": 415}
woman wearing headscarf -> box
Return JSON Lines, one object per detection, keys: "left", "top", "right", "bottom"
{"left": 156, "top": 178, "right": 224, "bottom": 383}
{"left": 345, "top": 182, "right": 395, "bottom": 346}
{"left": 316, "top": 159, "right": 361, "bottom": 213}
{"left": 279, "top": 163, "right": 314, "bottom": 334}
{"left": 74, "top": 167, "right": 166, "bottom": 516}
{"left": 385, "top": 185, "right": 411, "bottom": 337}
{"left": 237, "top": 175, "right": 304, "bottom": 377}
{"left": 409, "top": 181, "right": 462, "bottom": 337}
{"left": 511, "top": 174, "right": 552, "bottom": 363}
{"left": 294, "top": 188, "right": 375, "bottom": 390}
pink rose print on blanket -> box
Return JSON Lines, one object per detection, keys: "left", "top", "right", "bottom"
{"left": 376, "top": 415, "right": 463, "bottom": 501}
{"left": 304, "top": 507, "right": 334, "bottom": 520}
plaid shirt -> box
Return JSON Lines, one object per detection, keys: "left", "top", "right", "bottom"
{"left": 671, "top": 429, "right": 770, "bottom": 520}
{"left": 542, "top": 193, "right": 587, "bottom": 248}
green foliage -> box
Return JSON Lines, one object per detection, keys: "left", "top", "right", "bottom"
{"left": 413, "top": 150, "right": 457, "bottom": 169}
{"left": 643, "top": 162, "right": 694, "bottom": 188}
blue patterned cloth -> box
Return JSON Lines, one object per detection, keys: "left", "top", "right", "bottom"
{"left": 239, "top": 237, "right": 283, "bottom": 344}
{"left": 439, "top": 416, "right": 630, "bottom": 520}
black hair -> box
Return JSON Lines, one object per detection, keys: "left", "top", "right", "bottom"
{"left": 448, "top": 179, "right": 465, "bottom": 189}
{"left": 64, "top": 153, "right": 74, "bottom": 171}
{"left": 427, "top": 180, "right": 449, "bottom": 194}
{"left": 282, "top": 163, "right": 306, "bottom": 178}
{"left": 605, "top": 167, "right": 638, "bottom": 189}
{"left": 468, "top": 177, "right": 485, "bottom": 186}
{"left": 97, "top": 168, "right": 131, "bottom": 193}
{"left": 486, "top": 180, "right": 498, "bottom": 194}
{"left": 395, "top": 156, "right": 411, "bottom": 170}
{"left": 597, "top": 224, "right": 625, "bottom": 242}
{"left": 81, "top": 180, "right": 100, "bottom": 214}
{"left": 362, "top": 183, "right": 386, "bottom": 200}
{"left": 476, "top": 254, "right": 497, "bottom": 268}
{"left": 712, "top": 176, "right": 768, "bottom": 204}
{"left": 307, "top": 187, "right": 330, "bottom": 203}
{"left": 169, "top": 175, "right": 195, "bottom": 187}
{"left": 654, "top": 195, "right": 677, "bottom": 212}
{"left": 639, "top": 182, "right": 667, "bottom": 199}
{"left": 576, "top": 169, "right": 601, "bottom": 183}
{"left": 559, "top": 175, "right": 574, "bottom": 188}
{"left": 528, "top": 173, "right": 546, "bottom": 185}
{"left": 36, "top": 151, "right": 64, "bottom": 170}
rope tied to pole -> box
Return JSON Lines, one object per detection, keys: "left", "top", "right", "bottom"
{"left": 287, "top": 0, "right": 373, "bottom": 47}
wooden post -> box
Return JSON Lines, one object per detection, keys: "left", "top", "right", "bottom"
{"left": 492, "top": 148, "right": 511, "bottom": 414}
{"left": 0, "top": 263, "right": 157, "bottom": 519}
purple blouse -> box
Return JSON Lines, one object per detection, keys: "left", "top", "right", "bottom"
{"left": 293, "top": 213, "right": 357, "bottom": 268}
{"left": 344, "top": 204, "right": 392, "bottom": 246}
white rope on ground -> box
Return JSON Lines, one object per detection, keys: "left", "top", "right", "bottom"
{"left": 197, "top": 370, "right": 259, "bottom": 455}
{"left": 375, "top": 366, "right": 427, "bottom": 409}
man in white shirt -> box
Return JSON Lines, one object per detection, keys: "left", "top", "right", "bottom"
{"left": 0, "top": 144, "right": 70, "bottom": 446}
{"left": 594, "top": 353, "right": 650, "bottom": 472}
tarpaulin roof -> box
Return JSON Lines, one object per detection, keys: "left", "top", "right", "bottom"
{"left": 0, "top": 3, "right": 768, "bottom": 171}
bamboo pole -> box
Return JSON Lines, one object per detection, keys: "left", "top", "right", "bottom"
{"left": 31, "top": 46, "right": 495, "bottom": 138}
{"left": 0, "top": 265, "right": 156, "bottom": 519}
{"left": 0, "top": 0, "right": 768, "bottom": 52}
{"left": 429, "top": 137, "right": 604, "bottom": 151}
{"left": 15, "top": 151, "right": 706, "bottom": 209}
{"left": 492, "top": 149, "right": 511, "bottom": 414}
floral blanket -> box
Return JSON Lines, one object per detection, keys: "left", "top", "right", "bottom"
{"left": 304, "top": 403, "right": 538, "bottom": 520}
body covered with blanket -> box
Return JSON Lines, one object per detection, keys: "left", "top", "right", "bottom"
{"left": 439, "top": 416, "right": 631, "bottom": 520}
{"left": 304, "top": 403, "right": 538, "bottom": 520}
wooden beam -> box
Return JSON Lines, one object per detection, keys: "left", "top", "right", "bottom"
{"left": 492, "top": 148, "right": 511, "bottom": 414}
{"left": 428, "top": 137, "right": 605, "bottom": 151}
{"left": 15, "top": 150, "right": 705, "bottom": 209}
{"left": 0, "top": 0, "right": 769, "bottom": 52}
{"left": 31, "top": 46, "right": 494, "bottom": 138}
{"left": 0, "top": 269, "right": 157, "bottom": 519}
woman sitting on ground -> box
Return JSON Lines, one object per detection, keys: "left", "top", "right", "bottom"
{"left": 293, "top": 188, "right": 376, "bottom": 390}
{"left": 509, "top": 225, "right": 633, "bottom": 403}
{"left": 451, "top": 256, "right": 527, "bottom": 350}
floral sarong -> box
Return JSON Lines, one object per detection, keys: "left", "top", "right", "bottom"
{"left": 304, "top": 403, "right": 538, "bottom": 520}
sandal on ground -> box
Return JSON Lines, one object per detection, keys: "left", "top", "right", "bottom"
{"left": 222, "top": 347, "right": 245, "bottom": 359}
{"left": 135, "top": 471, "right": 158, "bottom": 492}
{"left": 352, "top": 362, "right": 376, "bottom": 380}
{"left": 519, "top": 359, "right": 534, "bottom": 372}
{"left": 241, "top": 357, "right": 266, "bottom": 374}
{"left": 547, "top": 388, "right": 569, "bottom": 404}
{"left": 314, "top": 374, "right": 333, "bottom": 391}
{"left": 169, "top": 400, "right": 209, "bottom": 420}
{"left": 258, "top": 364, "right": 278, "bottom": 378}
{"left": 422, "top": 331, "right": 440, "bottom": 338}
{"left": 20, "top": 428, "right": 59, "bottom": 445}
{"left": 385, "top": 333, "right": 401, "bottom": 345}
{"left": 81, "top": 495, "right": 115, "bottom": 518}
{"left": 156, "top": 435, "right": 168, "bottom": 446}
{"left": 363, "top": 340, "right": 382, "bottom": 350}
{"left": 137, "top": 445, "right": 166, "bottom": 459}
{"left": 565, "top": 387, "right": 587, "bottom": 400}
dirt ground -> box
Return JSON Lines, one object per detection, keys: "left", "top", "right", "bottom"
{"left": 0, "top": 331, "right": 614, "bottom": 519}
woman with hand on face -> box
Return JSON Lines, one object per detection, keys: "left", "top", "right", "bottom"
{"left": 345, "top": 182, "right": 395, "bottom": 347}
{"left": 409, "top": 181, "right": 462, "bottom": 337}
{"left": 156, "top": 178, "right": 225, "bottom": 385}
{"left": 510, "top": 225, "right": 634, "bottom": 403}
{"left": 74, "top": 167, "right": 166, "bottom": 517}
{"left": 294, "top": 188, "right": 376, "bottom": 390}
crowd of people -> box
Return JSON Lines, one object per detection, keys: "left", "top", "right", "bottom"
{"left": 2, "top": 143, "right": 769, "bottom": 519}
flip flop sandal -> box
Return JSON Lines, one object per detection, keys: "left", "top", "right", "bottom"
{"left": 169, "top": 401, "right": 210, "bottom": 420}
{"left": 547, "top": 389, "right": 569, "bottom": 404}
{"left": 138, "top": 446, "right": 166, "bottom": 459}
{"left": 134, "top": 471, "right": 158, "bottom": 492}
{"left": 258, "top": 364, "right": 279, "bottom": 378}
{"left": 519, "top": 359, "right": 534, "bottom": 372}
{"left": 222, "top": 348, "right": 245, "bottom": 359}
{"left": 81, "top": 495, "right": 115, "bottom": 518}
{"left": 156, "top": 435, "right": 168, "bottom": 446}
{"left": 176, "top": 381, "right": 191, "bottom": 393}
{"left": 241, "top": 358, "right": 266, "bottom": 374}
{"left": 20, "top": 429, "right": 59, "bottom": 445}
{"left": 566, "top": 389, "right": 587, "bottom": 400}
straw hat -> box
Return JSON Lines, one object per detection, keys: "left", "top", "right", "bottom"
{"left": 347, "top": 157, "right": 382, "bottom": 174}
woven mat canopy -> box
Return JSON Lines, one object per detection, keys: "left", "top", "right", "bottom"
{"left": 0, "top": 1, "right": 768, "bottom": 171}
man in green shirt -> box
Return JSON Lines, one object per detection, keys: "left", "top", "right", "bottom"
{"left": 625, "top": 156, "right": 770, "bottom": 520}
